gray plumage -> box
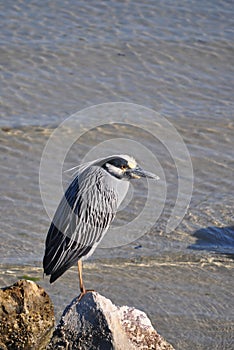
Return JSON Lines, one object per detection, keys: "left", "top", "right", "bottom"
{"left": 43, "top": 155, "right": 159, "bottom": 283}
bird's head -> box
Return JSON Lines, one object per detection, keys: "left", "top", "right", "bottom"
{"left": 100, "top": 155, "right": 160, "bottom": 181}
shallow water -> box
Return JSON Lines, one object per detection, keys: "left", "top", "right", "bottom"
{"left": 1, "top": 1, "right": 234, "bottom": 349}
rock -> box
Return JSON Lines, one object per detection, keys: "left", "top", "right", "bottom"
{"left": 48, "top": 291, "right": 174, "bottom": 350}
{"left": 0, "top": 279, "right": 54, "bottom": 350}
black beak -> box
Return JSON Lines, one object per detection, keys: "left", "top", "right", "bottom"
{"left": 127, "top": 166, "right": 160, "bottom": 180}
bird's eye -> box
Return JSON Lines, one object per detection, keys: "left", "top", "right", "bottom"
{"left": 121, "top": 165, "right": 127, "bottom": 170}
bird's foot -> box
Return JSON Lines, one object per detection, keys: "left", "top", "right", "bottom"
{"left": 78, "top": 289, "right": 96, "bottom": 301}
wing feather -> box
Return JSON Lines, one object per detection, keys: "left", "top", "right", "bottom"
{"left": 43, "top": 165, "right": 118, "bottom": 282}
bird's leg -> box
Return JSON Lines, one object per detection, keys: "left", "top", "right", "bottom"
{"left": 78, "top": 260, "right": 86, "bottom": 295}
{"left": 77, "top": 260, "right": 95, "bottom": 301}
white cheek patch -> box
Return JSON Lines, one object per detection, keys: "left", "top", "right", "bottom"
{"left": 106, "top": 163, "right": 123, "bottom": 176}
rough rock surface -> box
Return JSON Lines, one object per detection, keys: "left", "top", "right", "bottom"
{"left": 0, "top": 279, "right": 54, "bottom": 350}
{"left": 48, "top": 291, "right": 175, "bottom": 350}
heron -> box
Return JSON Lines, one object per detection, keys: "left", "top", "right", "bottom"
{"left": 43, "top": 155, "right": 159, "bottom": 295}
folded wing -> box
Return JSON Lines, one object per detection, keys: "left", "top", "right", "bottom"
{"left": 43, "top": 166, "right": 118, "bottom": 283}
